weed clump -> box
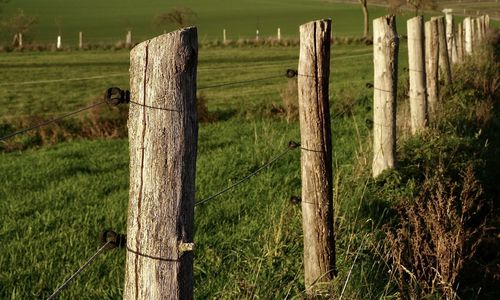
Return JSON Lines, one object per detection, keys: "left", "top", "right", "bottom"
{"left": 384, "top": 165, "right": 488, "bottom": 299}
{"left": 279, "top": 78, "right": 299, "bottom": 123}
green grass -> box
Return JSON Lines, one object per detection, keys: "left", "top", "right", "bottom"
{"left": 0, "top": 42, "right": 402, "bottom": 298}
{"left": 0, "top": 43, "right": 408, "bottom": 118}
{"left": 0, "top": 0, "right": 456, "bottom": 45}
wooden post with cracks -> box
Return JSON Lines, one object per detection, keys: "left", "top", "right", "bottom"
{"left": 464, "top": 17, "right": 473, "bottom": 55}
{"left": 425, "top": 19, "right": 440, "bottom": 118}
{"left": 124, "top": 27, "right": 198, "bottom": 300}
{"left": 297, "top": 19, "right": 336, "bottom": 294}
{"left": 457, "top": 22, "right": 464, "bottom": 61}
{"left": 432, "top": 16, "right": 452, "bottom": 85}
{"left": 407, "top": 16, "right": 427, "bottom": 134}
{"left": 372, "top": 15, "right": 399, "bottom": 178}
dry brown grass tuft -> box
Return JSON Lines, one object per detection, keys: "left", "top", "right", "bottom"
{"left": 280, "top": 78, "right": 299, "bottom": 123}
{"left": 196, "top": 92, "right": 216, "bottom": 123}
{"left": 384, "top": 164, "right": 488, "bottom": 299}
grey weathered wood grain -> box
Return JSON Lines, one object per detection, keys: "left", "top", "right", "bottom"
{"left": 425, "top": 19, "right": 440, "bottom": 118}
{"left": 432, "top": 16, "right": 452, "bottom": 85}
{"left": 372, "top": 15, "right": 399, "bottom": 178}
{"left": 124, "top": 27, "right": 198, "bottom": 300}
{"left": 407, "top": 16, "right": 427, "bottom": 134}
{"left": 297, "top": 19, "right": 336, "bottom": 294}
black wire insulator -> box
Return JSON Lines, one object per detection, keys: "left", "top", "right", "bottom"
{"left": 366, "top": 82, "right": 374, "bottom": 89}
{"left": 100, "top": 230, "right": 126, "bottom": 250}
{"left": 285, "top": 69, "right": 298, "bottom": 78}
{"left": 104, "top": 87, "right": 130, "bottom": 106}
{"left": 288, "top": 141, "right": 300, "bottom": 149}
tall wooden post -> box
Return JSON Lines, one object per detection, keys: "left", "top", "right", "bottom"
{"left": 372, "top": 15, "right": 399, "bottom": 177}
{"left": 124, "top": 27, "right": 198, "bottom": 300}
{"left": 57, "top": 35, "right": 62, "bottom": 49}
{"left": 297, "top": 19, "right": 336, "bottom": 294}
{"left": 432, "top": 17, "right": 452, "bottom": 85}
{"left": 443, "top": 9, "right": 456, "bottom": 64}
{"left": 223, "top": 29, "right": 227, "bottom": 44}
{"left": 277, "top": 27, "right": 281, "bottom": 41}
{"left": 79, "top": 31, "right": 83, "bottom": 49}
{"left": 407, "top": 16, "right": 427, "bottom": 134}
{"left": 457, "top": 22, "right": 464, "bottom": 61}
{"left": 485, "top": 15, "right": 490, "bottom": 29}
{"left": 464, "top": 17, "right": 473, "bottom": 55}
{"left": 471, "top": 18, "right": 476, "bottom": 46}
{"left": 425, "top": 19, "right": 439, "bottom": 117}
{"left": 126, "top": 30, "right": 132, "bottom": 47}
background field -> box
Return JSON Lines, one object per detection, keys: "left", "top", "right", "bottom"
{"left": 0, "top": 0, "right": 433, "bottom": 44}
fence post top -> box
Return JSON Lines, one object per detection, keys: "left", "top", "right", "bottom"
{"left": 373, "top": 15, "right": 396, "bottom": 27}
{"left": 442, "top": 8, "right": 453, "bottom": 14}
{"left": 407, "top": 15, "right": 424, "bottom": 24}
{"left": 131, "top": 26, "right": 198, "bottom": 53}
{"left": 299, "top": 19, "right": 332, "bottom": 28}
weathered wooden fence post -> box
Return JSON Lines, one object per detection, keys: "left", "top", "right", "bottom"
{"left": 297, "top": 19, "right": 336, "bottom": 294}
{"left": 471, "top": 18, "right": 476, "bottom": 46}
{"left": 223, "top": 29, "right": 227, "bottom": 44}
{"left": 57, "top": 35, "right": 62, "bottom": 49}
{"left": 124, "top": 27, "right": 198, "bottom": 300}
{"left": 432, "top": 17, "right": 452, "bottom": 85}
{"left": 464, "top": 17, "right": 473, "bottom": 55}
{"left": 126, "top": 30, "right": 132, "bottom": 47}
{"left": 407, "top": 16, "right": 427, "bottom": 134}
{"left": 443, "top": 8, "right": 457, "bottom": 64}
{"left": 277, "top": 27, "right": 281, "bottom": 41}
{"left": 485, "top": 14, "right": 490, "bottom": 29}
{"left": 372, "top": 15, "right": 399, "bottom": 177}
{"left": 79, "top": 31, "right": 83, "bottom": 49}
{"left": 457, "top": 22, "right": 464, "bottom": 61}
{"left": 425, "top": 18, "right": 440, "bottom": 117}
{"left": 478, "top": 15, "right": 487, "bottom": 42}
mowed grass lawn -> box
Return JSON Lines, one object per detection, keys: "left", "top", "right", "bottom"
{"left": 0, "top": 41, "right": 410, "bottom": 299}
{"left": 0, "top": 0, "right": 425, "bottom": 44}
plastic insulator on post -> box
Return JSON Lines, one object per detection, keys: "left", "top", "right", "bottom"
{"left": 104, "top": 87, "right": 130, "bottom": 106}
{"left": 366, "top": 82, "right": 374, "bottom": 89}
{"left": 288, "top": 141, "right": 300, "bottom": 149}
{"left": 100, "top": 230, "right": 126, "bottom": 250}
{"left": 285, "top": 69, "right": 298, "bottom": 78}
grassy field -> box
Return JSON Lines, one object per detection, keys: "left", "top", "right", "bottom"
{"left": 1, "top": 1, "right": 498, "bottom": 299}
{"left": 0, "top": 44, "right": 391, "bottom": 117}
{"left": 0, "top": 0, "right": 435, "bottom": 45}
{"left": 0, "top": 40, "right": 409, "bottom": 299}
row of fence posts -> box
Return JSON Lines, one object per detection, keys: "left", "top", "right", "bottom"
{"left": 123, "top": 19, "right": 335, "bottom": 298}
{"left": 13, "top": 27, "right": 292, "bottom": 49}
{"left": 372, "top": 10, "right": 490, "bottom": 178}
{"left": 12, "top": 30, "right": 134, "bottom": 49}
{"left": 222, "top": 28, "right": 283, "bottom": 43}
{"left": 121, "top": 10, "right": 491, "bottom": 297}
{"left": 84, "top": 10, "right": 489, "bottom": 299}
